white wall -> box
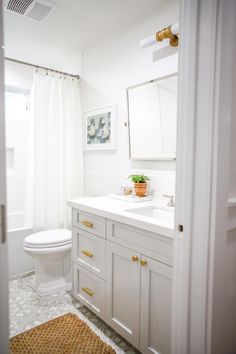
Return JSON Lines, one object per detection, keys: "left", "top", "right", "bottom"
{"left": 5, "top": 61, "right": 34, "bottom": 91}
{"left": 81, "top": 3, "right": 179, "bottom": 200}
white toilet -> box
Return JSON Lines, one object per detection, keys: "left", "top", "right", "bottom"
{"left": 23, "top": 229, "right": 72, "bottom": 296}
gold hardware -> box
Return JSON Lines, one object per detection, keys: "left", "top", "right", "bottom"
{"left": 156, "top": 25, "right": 179, "bottom": 47}
{"left": 140, "top": 259, "right": 147, "bottom": 266}
{"left": 81, "top": 220, "right": 93, "bottom": 228}
{"left": 169, "top": 35, "right": 179, "bottom": 47}
{"left": 131, "top": 255, "right": 139, "bottom": 262}
{"left": 82, "top": 250, "right": 93, "bottom": 258}
{"left": 82, "top": 287, "right": 94, "bottom": 297}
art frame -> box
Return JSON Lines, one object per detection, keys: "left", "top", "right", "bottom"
{"left": 84, "top": 106, "right": 116, "bottom": 151}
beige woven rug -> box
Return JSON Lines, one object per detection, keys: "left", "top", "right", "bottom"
{"left": 10, "top": 313, "right": 116, "bottom": 354}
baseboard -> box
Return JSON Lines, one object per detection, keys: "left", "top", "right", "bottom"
{"left": 9, "top": 270, "right": 35, "bottom": 281}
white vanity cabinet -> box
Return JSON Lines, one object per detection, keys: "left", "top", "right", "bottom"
{"left": 71, "top": 206, "right": 173, "bottom": 354}
{"left": 106, "top": 220, "right": 173, "bottom": 353}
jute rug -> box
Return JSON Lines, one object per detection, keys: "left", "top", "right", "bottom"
{"left": 10, "top": 313, "right": 116, "bottom": 354}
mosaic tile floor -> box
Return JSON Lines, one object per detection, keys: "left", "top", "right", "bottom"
{"left": 9, "top": 274, "right": 140, "bottom": 354}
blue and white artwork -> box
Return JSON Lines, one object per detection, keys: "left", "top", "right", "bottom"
{"left": 87, "top": 111, "right": 111, "bottom": 145}
{"left": 84, "top": 106, "right": 116, "bottom": 150}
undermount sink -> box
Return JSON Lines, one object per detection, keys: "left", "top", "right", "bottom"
{"left": 126, "top": 206, "right": 174, "bottom": 222}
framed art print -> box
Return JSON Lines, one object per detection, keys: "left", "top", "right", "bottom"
{"left": 84, "top": 106, "right": 116, "bottom": 151}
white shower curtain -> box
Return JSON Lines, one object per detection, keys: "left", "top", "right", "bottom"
{"left": 32, "top": 70, "right": 83, "bottom": 230}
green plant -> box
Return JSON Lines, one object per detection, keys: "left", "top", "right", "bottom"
{"left": 128, "top": 174, "right": 149, "bottom": 183}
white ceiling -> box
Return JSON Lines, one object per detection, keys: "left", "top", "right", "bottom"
{"left": 3, "top": 0, "right": 175, "bottom": 73}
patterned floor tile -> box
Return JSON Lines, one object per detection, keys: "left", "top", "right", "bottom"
{"left": 9, "top": 274, "right": 140, "bottom": 354}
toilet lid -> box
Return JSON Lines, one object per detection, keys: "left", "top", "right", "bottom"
{"left": 24, "top": 229, "right": 71, "bottom": 249}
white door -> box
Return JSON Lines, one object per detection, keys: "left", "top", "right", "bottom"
{"left": 140, "top": 256, "right": 172, "bottom": 354}
{"left": 0, "top": 2, "right": 9, "bottom": 352}
{"left": 106, "top": 241, "right": 140, "bottom": 348}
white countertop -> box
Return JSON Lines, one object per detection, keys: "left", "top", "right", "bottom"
{"left": 68, "top": 196, "right": 174, "bottom": 238}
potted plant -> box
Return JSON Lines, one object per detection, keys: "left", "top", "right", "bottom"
{"left": 128, "top": 174, "right": 149, "bottom": 197}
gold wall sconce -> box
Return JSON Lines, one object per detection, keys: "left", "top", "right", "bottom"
{"left": 139, "top": 23, "right": 179, "bottom": 49}
{"left": 156, "top": 26, "right": 179, "bottom": 47}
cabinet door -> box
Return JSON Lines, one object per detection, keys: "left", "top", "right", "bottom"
{"left": 140, "top": 256, "right": 172, "bottom": 354}
{"left": 106, "top": 241, "right": 140, "bottom": 348}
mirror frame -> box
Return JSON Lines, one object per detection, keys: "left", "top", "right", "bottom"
{"left": 126, "top": 72, "right": 177, "bottom": 160}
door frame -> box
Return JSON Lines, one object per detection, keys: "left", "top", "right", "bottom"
{"left": 0, "top": 1, "right": 9, "bottom": 351}
{"left": 172, "top": 0, "right": 236, "bottom": 353}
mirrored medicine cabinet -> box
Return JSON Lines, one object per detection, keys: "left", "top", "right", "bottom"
{"left": 127, "top": 73, "right": 177, "bottom": 160}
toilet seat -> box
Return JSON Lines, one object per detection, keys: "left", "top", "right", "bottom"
{"left": 24, "top": 229, "right": 71, "bottom": 249}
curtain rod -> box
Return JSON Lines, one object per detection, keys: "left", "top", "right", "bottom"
{"left": 4, "top": 57, "right": 80, "bottom": 80}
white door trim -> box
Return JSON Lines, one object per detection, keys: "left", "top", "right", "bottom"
{"left": 172, "top": 0, "right": 236, "bottom": 353}
{"left": 0, "top": 1, "right": 9, "bottom": 351}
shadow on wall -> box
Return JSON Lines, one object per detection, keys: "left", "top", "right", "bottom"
{"left": 153, "top": 46, "right": 178, "bottom": 62}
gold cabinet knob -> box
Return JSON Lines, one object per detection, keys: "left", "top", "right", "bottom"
{"left": 140, "top": 259, "right": 147, "bottom": 266}
{"left": 131, "top": 255, "right": 139, "bottom": 262}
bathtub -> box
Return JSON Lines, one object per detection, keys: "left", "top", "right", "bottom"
{"left": 8, "top": 227, "right": 35, "bottom": 278}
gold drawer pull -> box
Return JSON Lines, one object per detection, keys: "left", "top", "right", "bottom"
{"left": 81, "top": 250, "right": 93, "bottom": 258}
{"left": 81, "top": 220, "right": 93, "bottom": 228}
{"left": 131, "top": 255, "right": 139, "bottom": 262}
{"left": 140, "top": 259, "right": 147, "bottom": 266}
{"left": 82, "top": 287, "right": 94, "bottom": 297}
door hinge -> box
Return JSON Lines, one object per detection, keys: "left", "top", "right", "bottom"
{"left": 0, "top": 205, "right": 6, "bottom": 244}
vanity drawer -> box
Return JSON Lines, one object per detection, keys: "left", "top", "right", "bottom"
{"left": 107, "top": 220, "right": 173, "bottom": 266}
{"left": 73, "top": 263, "right": 105, "bottom": 320}
{"left": 72, "top": 209, "right": 106, "bottom": 238}
{"left": 72, "top": 228, "right": 106, "bottom": 279}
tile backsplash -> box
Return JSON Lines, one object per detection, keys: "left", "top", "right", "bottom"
{"left": 84, "top": 170, "right": 176, "bottom": 203}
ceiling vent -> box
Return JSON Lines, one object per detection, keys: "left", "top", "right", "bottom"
{"left": 4, "top": 0, "right": 55, "bottom": 22}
